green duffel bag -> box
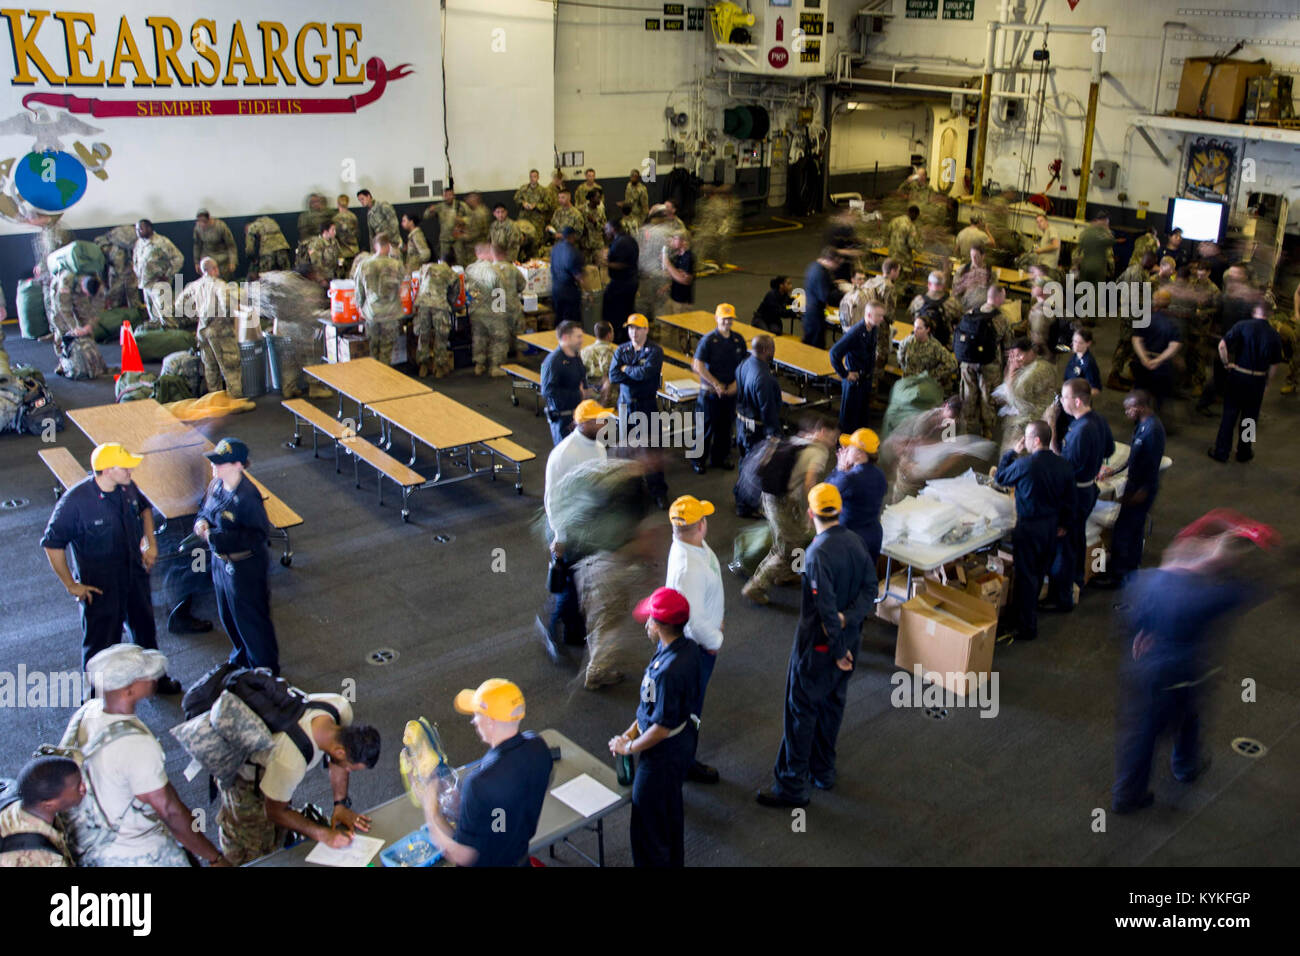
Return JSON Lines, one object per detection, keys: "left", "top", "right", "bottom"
{"left": 881, "top": 373, "right": 943, "bottom": 440}
{"left": 115, "top": 371, "right": 157, "bottom": 403}
{"left": 730, "top": 522, "right": 772, "bottom": 577}
{"left": 17, "top": 278, "right": 48, "bottom": 339}
{"left": 93, "top": 306, "right": 145, "bottom": 343}
{"left": 46, "top": 240, "right": 106, "bottom": 279}
{"left": 154, "top": 373, "right": 193, "bottom": 404}
{"left": 133, "top": 327, "right": 196, "bottom": 361}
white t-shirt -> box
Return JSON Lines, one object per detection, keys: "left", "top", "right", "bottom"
{"left": 665, "top": 539, "right": 725, "bottom": 652}
{"left": 246, "top": 693, "right": 354, "bottom": 803}
{"left": 544, "top": 430, "right": 607, "bottom": 525}
{"left": 76, "top": 700, "right": 169, "bottom": 855}
{"left": 1036, "top": 224, "right": 1061, "bottom": 268}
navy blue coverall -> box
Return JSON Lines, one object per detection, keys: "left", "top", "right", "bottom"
{"left": 1212, "top": 318, "right": 1282, "bottom": 462}
{"left": 995, "top": 448, "right": 1075, "bottom": 640}
{"left": 540, "top": 347, "right": 588, "bottom": 446}
{"left": 829, "top": 319, "right": 878, "bottom": 434}
{"left": 826, "top": 463, "right": 888, "bottom": 565}
{"left": 198, "top": 474, "right": 279, "bottom": 674}
{"left": 771, "top": 524, "right": 871, "bottom": 801}
{"left": 609, "top": 339, "right": 667, "bottom": 500}
{"left": 1111, "top": 414, "right": 1165, "bottom": 578}
{"left": 632, "top": 635, "right": 702, "bottom": 867}
{"left": 1050, "top": 409, "right": 1114, "bottom": 608}
{"left": 694, "top": 328, "right": 748, "bottom": 467}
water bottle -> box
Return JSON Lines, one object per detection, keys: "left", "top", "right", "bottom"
{"left": 616, "top": 752, "right": 634, "bottom": 786}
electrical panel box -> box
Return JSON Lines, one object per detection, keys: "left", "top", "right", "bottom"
{"left": 715, "top": 0, "right": 828, "bottom": 78}
{"left": 1091, "top": 160, "right": 1119, "bottom": 189}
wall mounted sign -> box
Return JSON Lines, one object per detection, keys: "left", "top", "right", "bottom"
{"left": 1184, "top": 137, "right": 1235, "bottom": 202}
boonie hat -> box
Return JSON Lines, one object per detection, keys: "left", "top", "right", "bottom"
{"left": 88, "top": 644, "right": 168, "bottom": 693}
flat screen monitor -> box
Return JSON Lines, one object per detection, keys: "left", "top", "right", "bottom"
{"left": 1166, "top": 197, "right": 1227, "bottom": 243}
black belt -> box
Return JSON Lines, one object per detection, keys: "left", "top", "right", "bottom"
{"left": 216, "top": 550, "right": 253, "bottom": 562}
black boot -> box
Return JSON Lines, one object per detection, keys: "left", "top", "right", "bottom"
{"left": 168, "top": 596, "right": 213, "bottom": 635}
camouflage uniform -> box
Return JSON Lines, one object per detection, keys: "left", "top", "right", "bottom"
{"left": 249, "top": 269, "right": 326, "bottom": 397}
{"left": 459, "top": 205, "right": 491, "bottom": 269}
{"left": 862, "top": 275, "right": 897, "bottom": 317}
{"left": 333, "top": 207, "right": 360, "bottom": 269}
{"left": 304, "top": 234, "right": 341, "bottom": 284}
{"left": 1000, "top": 358, "right": 1060, "bottom": 453}
{"left": 196, "top": 313, "right": 241, "bottom": 395}
{"left": 549, "top": 204, "right": 585, "bottom": 241}
{"left": 953, "top": 263, "right": 992, "bottom": 312}
{"left": 0, "top": 798, "right": 71, "bottom": 867}
{"left": 574, "top": 181, "right": 602, "bottom": 209}
{"left": 403, "top": 227, "right": 431, "bottom": 273}
{"left": 748, "top": 490, "right": 816, "bottom": 598}
{"left": 515, "top": 220, "right": 539, "bottom": 261}
{"left": 51, "top": 271, "right": 109, "bottom": 380}
{"left": 619, "top": 215, "right": 640, "bottom": 238}
{"left": 581, "top": 340, "right": 617, "bottom": 387}
{"left": 1074, "top": 223, "right": 1115, "bottom": 284}
{"left": 1027, "top": 298, "right": 1054, "bottom": 356}
{"left": 414, "top": 261, "right": 455, "bottom": 377}
{"left": 1186, "top": 276, "right": 1222, "bottom": 390}
{"left": 356, "top": 255, "right": 405, "bottom": 365}
{"left": 1109, "top": 265, "right": 1152, "bottom": 382}
{"left": 580, "top": 205, "right": 607, "bottom": 257}
{"left": 909, "top": 291, "right": 962, "bottom": 340}
{"left": 887, "top": 215, "right": 922, "bottom": 274}
{"left": 624, "top": 180, "right": 650, "bottom": 224}
{"left": 176, "top": 274, "right": 231, "bottom": 333}
{"left": 245, "top": 217, "right": 292, "bottom": 278}
{"left": 514, "top": 181, "right": 549, "bottom": 238}
{"left": 465, "top": 259, "right": 508, "bottom": 373}
{"left": 692, "top": 192, "right": 740, "bottom": 268}
{"left": 1131, "top": 232, "right": 1159, "bottom": 266}
{"left": 492, "top": 259, "right": 524, "bottom": 354}
{"left": 573, "top": 550, "right": 643, "bottom": 689}
{"left": 193, "top": 217, "right": 238, "bottom": 278}
{"left": 133, "top": 234, "right": 185, "bottom": 327}
{"left": 216, "top": 774, "right": 283, "bottom": 866}
{"left": 436, "top": 199, "right": 469, "bottom": 262}
{"left": 32, "top": 221, "right": 73, "bottom": 316}
{"left": 1269, "top": 313, "right": 1298, "bottom": 393}
{"left": 94, "top": 224, "right": 139, "bottom": 309}
{"left": 898, "top": 334, "right": 958, "bottom": 383}
{"left": 366, "top": 199, "right": 400, "bottom": 250}
{"left": 635, "top": 221, "right": 675, "bottom": 321}
{"left": 489, "top": 218, "right": 523, "bottom": 262}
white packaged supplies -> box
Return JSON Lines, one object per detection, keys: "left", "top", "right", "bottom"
{"left": 663, "top": 378, "right": 700, "bottom": 401}
{"left": 920, "top": 469, "right": 1016, "bottom": 531}
{"left": 881, "top": 495, "right": 967, "bottom": 545}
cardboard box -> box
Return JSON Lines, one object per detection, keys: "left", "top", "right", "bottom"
{"left": 966, "top": 570, "right": 1009, "bottom": 609}
{"left": 325, "top": 332, "right": 368, "bottom": 364}
{"left": 876, "top": 572, "right": 927, "bottom": 626}
{"left": 1176, "top": 58, "right": 1271, "bottom": 122}
{"left": 895, "top": 581, "right": 997, "bottom": 698}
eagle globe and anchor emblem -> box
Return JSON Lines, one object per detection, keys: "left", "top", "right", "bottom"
{"left": 0, "top": 107, "right": 110, "bottom": 222}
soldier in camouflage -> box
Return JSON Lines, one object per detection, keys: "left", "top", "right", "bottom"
{"left": 31, "top": 216, "right": 72, "bottom": 317}
{"left": 193, "top": 210, "right": 238, "bottom": 279}
{"left": 187, "top": 256, "right": 241, "bottom": 395}
{"left": 514, "top": 169, "right": 549, "bottom": 239}
{"left": 460, "top": 193, "right": 491, "bottom": 269}
{"left": 898, "top": 314, "right": 958, "bottom": 385}
{"left": 998, "top": 338, "right": 1060, "bottom": 453}
{"left": 466, "top": 243, "right": 509, "bottom": 376}
{"left": 50, "top": 272, "right": 110, "bottom": 380}
{"left": 623, "top": 168, "right": 650, "bottom": 225}
{"left": 251, "top": 266, "right": 328, "bottom": 398}
{"left": 355, "top": 233, "right": 405, "bottom": 366}
{"left": 490, "top": 204, "right": 523, "bottom": 262}
{"left": 296, "top": 193, "right": 333, "bottom": 248}
{"left": 635, "top": 208, "right": 677, "bottom": 321}
{"left": 401, "top": 213, "right": 431, "bottom": 273}
{"left": 693, "top": 185, "right": 740, "bottom": 271}
{"left": 574, "top": 168, "right": 601, "bottom": 208}
{"left": 888, "top": 206, "right": 922, "bottom": 279}
{"left": 908, "top": 270, "right": 962, "bottom": 347}
{"left": 548, "top": 190, "right": 585, "bottom": 244}
{"left": 1131, "top": 227, "right": 1160, "bottom": 268}
{"left": 355, "top": 189, "right": 399, "bottom": 255}
{"left": 492, "top": 244, "right": 525, "bottom": 358}
{"left": 176, "top": 257, "right": 231, "bottom": 333}
{"left": 133, "top": 220, "right": 185, "bottom": 328}
{"left": 303, "top": 220, "right": 341, "bottom": 287}
{"left": 1185, "top": 260, "right": 1221, "bottom": 391}
{"left": 414, "top": 253, "right": 456, "bottom": 378}
{"left": 435, "top": 187, "right": 469, "bottom": 264}
{"left": 617, "top": 201, "right": 640, "bottom": 240}
{"left": 244, "top": 216, "right": 292, "bottom": 280}
{"left": 334, "top": 195, "right": 360, "bottom": 272}
{"left": 580, "top": 189, "right": 607, "bottom": 258}
{"left": 94, "top": 223, "right": 140, "bottom": 309}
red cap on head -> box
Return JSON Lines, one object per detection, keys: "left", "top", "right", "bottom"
{"left": 633, "top": 587, "right": 690, "bottom": 626}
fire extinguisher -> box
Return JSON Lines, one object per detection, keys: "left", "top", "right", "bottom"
{"left": 776, "top": 16, "right": 784, "bottom": 41}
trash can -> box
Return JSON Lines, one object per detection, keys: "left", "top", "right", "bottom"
{"left": 264, "top": 334, "right": 285, "bottom": 394}
{"left": 238, "top": 340, "right": 267, "bottom": 398}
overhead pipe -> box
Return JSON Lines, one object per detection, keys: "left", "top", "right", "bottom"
{"left": 973, "top": 22, "right": 997, "bottom": 203}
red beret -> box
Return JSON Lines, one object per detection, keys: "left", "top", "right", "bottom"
{"left": 633, "top": 587, "right": 690, "bottom": 626}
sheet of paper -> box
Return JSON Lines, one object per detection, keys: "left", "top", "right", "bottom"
{"left": 305, "top": 833, "right": 384, "bottom": 867}
{"left": 550, "top": 773, "right": 622, "bottom": 817}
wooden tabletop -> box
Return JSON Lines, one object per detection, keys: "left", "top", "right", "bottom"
{"left": 366, "top": 392, "right": 512, "bottom": 450}
{"left": 67, "top": 399, "right": 209, "bottom": 455}
{"left": 519, "top": 330, "right": 598, "bottom": 353}
{"left": 304, "top": 358, "right": 432, "bottom": 405}
{"left": 129, "top": 445, "right": 213, "bottom": 518}
{"left": 658, "top": 311, "right": 835, "bottom": 378}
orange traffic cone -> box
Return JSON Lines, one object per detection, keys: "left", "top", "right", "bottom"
{"left": 118, "top": 320, "right": 144, "bottom": 381}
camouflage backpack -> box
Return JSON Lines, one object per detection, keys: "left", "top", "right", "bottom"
{"left": 115, "top": 371, "right": 157, "bottom": 403}
{"left": 161, "top": 350, "right": 201, "bottom": 398}
{"left": 35, "top": 702, "right": 156, "bottom": 863}
{"left": 9, "top": 373, "right": 64, "bottom": 436}
{"left": 154, "top": 373, "right": 192, "bottom": 405}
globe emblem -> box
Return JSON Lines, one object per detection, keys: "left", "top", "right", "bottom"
{"left": 14, "top": 150, "right": 88, "bottom": 213}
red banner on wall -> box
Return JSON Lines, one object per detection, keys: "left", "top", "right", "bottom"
{"left": 21, "top": 56, "right": 411, "bottom": 118}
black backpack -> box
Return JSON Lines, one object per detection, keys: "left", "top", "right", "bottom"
{"left": 12, "top": 375, "right": 65, "bottom": 436}
{"left": 758, "top": 437, "right": 804, "bottom": 495}
{"left": 953, "top": 309, "right": 998, "bottom": 365}
{"left": 0, "top": 792, "right": 60, "bottom": 856}
{"left": 182, "top": 663, "right": 339, "bottom": 764}
{"left": 915, "top": 295, "right": 951, "bottom": 347}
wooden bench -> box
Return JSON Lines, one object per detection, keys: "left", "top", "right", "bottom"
{"left": 282, "top": 398, "right": 350, "bottom": 472}
{"left": 482, "top": 437, "right": 536, "bottom": 494}
{"left": 501, "top": 363, "right": 542, "bottom": 415}
{"left": 781, "top": 391, "right": 806, "bottom": 407}
{"left": 38, "top": 447, "right": 89, "bottom": 498}
{"left": 340, "top": 436, "right": 427, "bottom": 522}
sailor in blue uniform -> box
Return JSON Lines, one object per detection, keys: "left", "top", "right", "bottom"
{"left": 691, "top": 303, "right": 749, "bottom": 473}
{"left": 609, "top": 313, "right": 668, "bottom": 508}
{"left": 829, "top": 298, "right": 888, "bottom": 434}
{"left": 1047, "top": 379, "right": 1114, "bottom": 610}
{"left": 1094, "top": 390, "right": 1165, "bottom": 586}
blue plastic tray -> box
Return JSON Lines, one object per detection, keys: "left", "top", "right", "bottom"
{"left": 379, "top": 824, "right": 445, "bottom": 867}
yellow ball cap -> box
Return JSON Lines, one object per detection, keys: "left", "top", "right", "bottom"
{"left": 715, "top": 303, "right": 736, "bottom": 320}
{"left": 625, "top": 313, "right": 649, "bottom": 328}
{"left": 808, "top": 482, "right": 842, "bottom": 517}
{"left": 90, "top": 443, "right": 143, "bottom": 471}
{"left": 669, "top": 495, "right": 715, "bottom": 525}
{"left": 453, "top": 678, "right": 526, "bottom": 722}
{"left": 574, "top": 399, "right": 616, "bottom": 423}
{"left": 839, "top": 428, "right": 880, "bottom": 455}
